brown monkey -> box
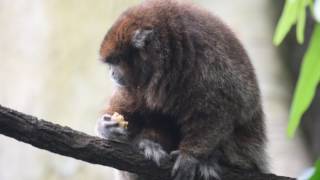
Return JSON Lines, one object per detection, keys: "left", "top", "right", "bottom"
{"left": 96, "top": 0, "right": 268, "bottom": 180}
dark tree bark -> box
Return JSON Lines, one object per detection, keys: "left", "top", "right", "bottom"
{"left": 0, "top": 104, "right": 295, "bottom": 180}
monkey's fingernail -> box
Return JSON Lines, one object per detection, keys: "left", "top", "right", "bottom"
{"left": 103, "top": 115, "right": 112, "bottom": 121}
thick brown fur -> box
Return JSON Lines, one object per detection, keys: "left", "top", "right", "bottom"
{"left": 97, "top": 0, "right": 268, "bottom": 180}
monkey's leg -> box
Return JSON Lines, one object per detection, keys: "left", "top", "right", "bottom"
{"left": 172, "top": 114, "right": 234, "bottom": 180}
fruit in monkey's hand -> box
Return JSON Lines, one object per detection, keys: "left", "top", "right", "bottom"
{"left": 111, "top": 112, "right": 128, "bottom": 129}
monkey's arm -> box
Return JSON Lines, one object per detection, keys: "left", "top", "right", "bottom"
{"left": 103, "top": 89, "right": 139, "bottom": 116}
{"left": 97, "top": 89, "right": 140, "bottom": 141}
{"left": 100, "top": 90, "right": 174, "bottom": 165}
{"left": 178, "top": 112, "right": 234, "bottom": 158}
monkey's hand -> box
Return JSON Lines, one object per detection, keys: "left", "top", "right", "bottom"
{"left": 138, "top": 139, "right": 168, "bottom": 166}
{"left": 95, "top": 113, "right": 128, "bottom": 141}
{"left": 171, "top": 150, "right": 221, "bottom": 180}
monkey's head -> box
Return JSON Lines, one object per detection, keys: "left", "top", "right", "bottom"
{"left": 99, "top": 4, "right": 167, "bottom": 88}
{"left": 100, "top": 29, "right": 157, "bottom": 88}
{"left": 99, "top": 1, "right": 195, "bottom": 95}
{"left": 100, "top": 1, "right": 209, "bottom": 109}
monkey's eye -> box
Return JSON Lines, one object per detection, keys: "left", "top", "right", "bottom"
{"left": 104, "top": 54, "right": 120, "bottom": 65}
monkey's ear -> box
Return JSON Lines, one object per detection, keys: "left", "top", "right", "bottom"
{"left": 132, "top": 29, "right": 153, "bottom": 48}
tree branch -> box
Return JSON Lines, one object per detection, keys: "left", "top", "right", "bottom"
{"left": 0, "top": 104, "right": 295, "bottom": 180}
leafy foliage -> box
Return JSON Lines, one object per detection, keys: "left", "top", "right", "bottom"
{"left": 311, "top": 160, "right": 320, "bottom": 180}
{"left": 273, "top": 0, "right": 312, "bottom": 45}
{"left": 274, "top": 1, "right": 320, "bottom": 179}
{"left": 274, "top": 0, "right": 320, "bottom": 138}
{"left": 287, "top": 24, "right": 320, "bottom": 138}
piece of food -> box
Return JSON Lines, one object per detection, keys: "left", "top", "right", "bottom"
{"left": 111, "top": 112, "right": 128, "bottom": 129}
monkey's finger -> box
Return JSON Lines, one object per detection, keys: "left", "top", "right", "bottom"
{"left": 169, "top": 150, "right": 180, "bottom": 160}
{"left": 199, "top": 163, "right": 221, "bottom": 180}
{"left": 102, "top": 114, "right": 112, "bottom": 121}
{"left": 172, "top": 153, "right": 199, "bottom": 179}
{"left": 97, "top": 115, "right": 122, "bottom": 132}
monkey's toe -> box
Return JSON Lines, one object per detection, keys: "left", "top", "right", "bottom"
{"left": 172, "top": 152, "right": 221, "bottom": 180}
{"left": 138, "top": 139, "right": 168, "bottom": 166}
{"left": 169, "top": 150, "right": 180, "bottom": 160}
{"left": 199, "top": 163, "right": 221, "bottom": 180}
{"left": 172, "top": 153, "right": 198, "bottom": 180}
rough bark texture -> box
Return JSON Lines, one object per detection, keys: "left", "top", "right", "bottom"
{"left": 0, "top": 104, "right": 295, "bottom": 180}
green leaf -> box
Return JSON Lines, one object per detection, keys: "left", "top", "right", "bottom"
{"left": 287, "top": 23, "right": 320, "bottom": 138}
{"left": 310, "top": 160, "right": 320, "bottom": 180}
{"left": 296, "top": 0, "right": 307, "bottom": 44}
{"left": 273, "top": 0, "right": 299, "bottom": 45}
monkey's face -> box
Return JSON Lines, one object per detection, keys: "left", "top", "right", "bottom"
{"left": 109, "top": 64, "right": 128, "bottom": 87}
{"left": 100, "top": 26, "right": 160, "bottom": 89}
{"left": 106, "top": 55, "right": 132, "bottom": 87}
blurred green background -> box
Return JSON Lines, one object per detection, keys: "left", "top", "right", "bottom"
{"left": 0, "top": 0, "right": 314, "bottom": 179}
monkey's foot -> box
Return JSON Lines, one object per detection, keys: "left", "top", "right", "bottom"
{"left": 171, "top": 151, "right": 221, "bottom": 180}
{"left": 138, "top": 139, "right": 168, "bottom": 166}
{"left": 95, "top": 114, "right": 127, "bottom": 140}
